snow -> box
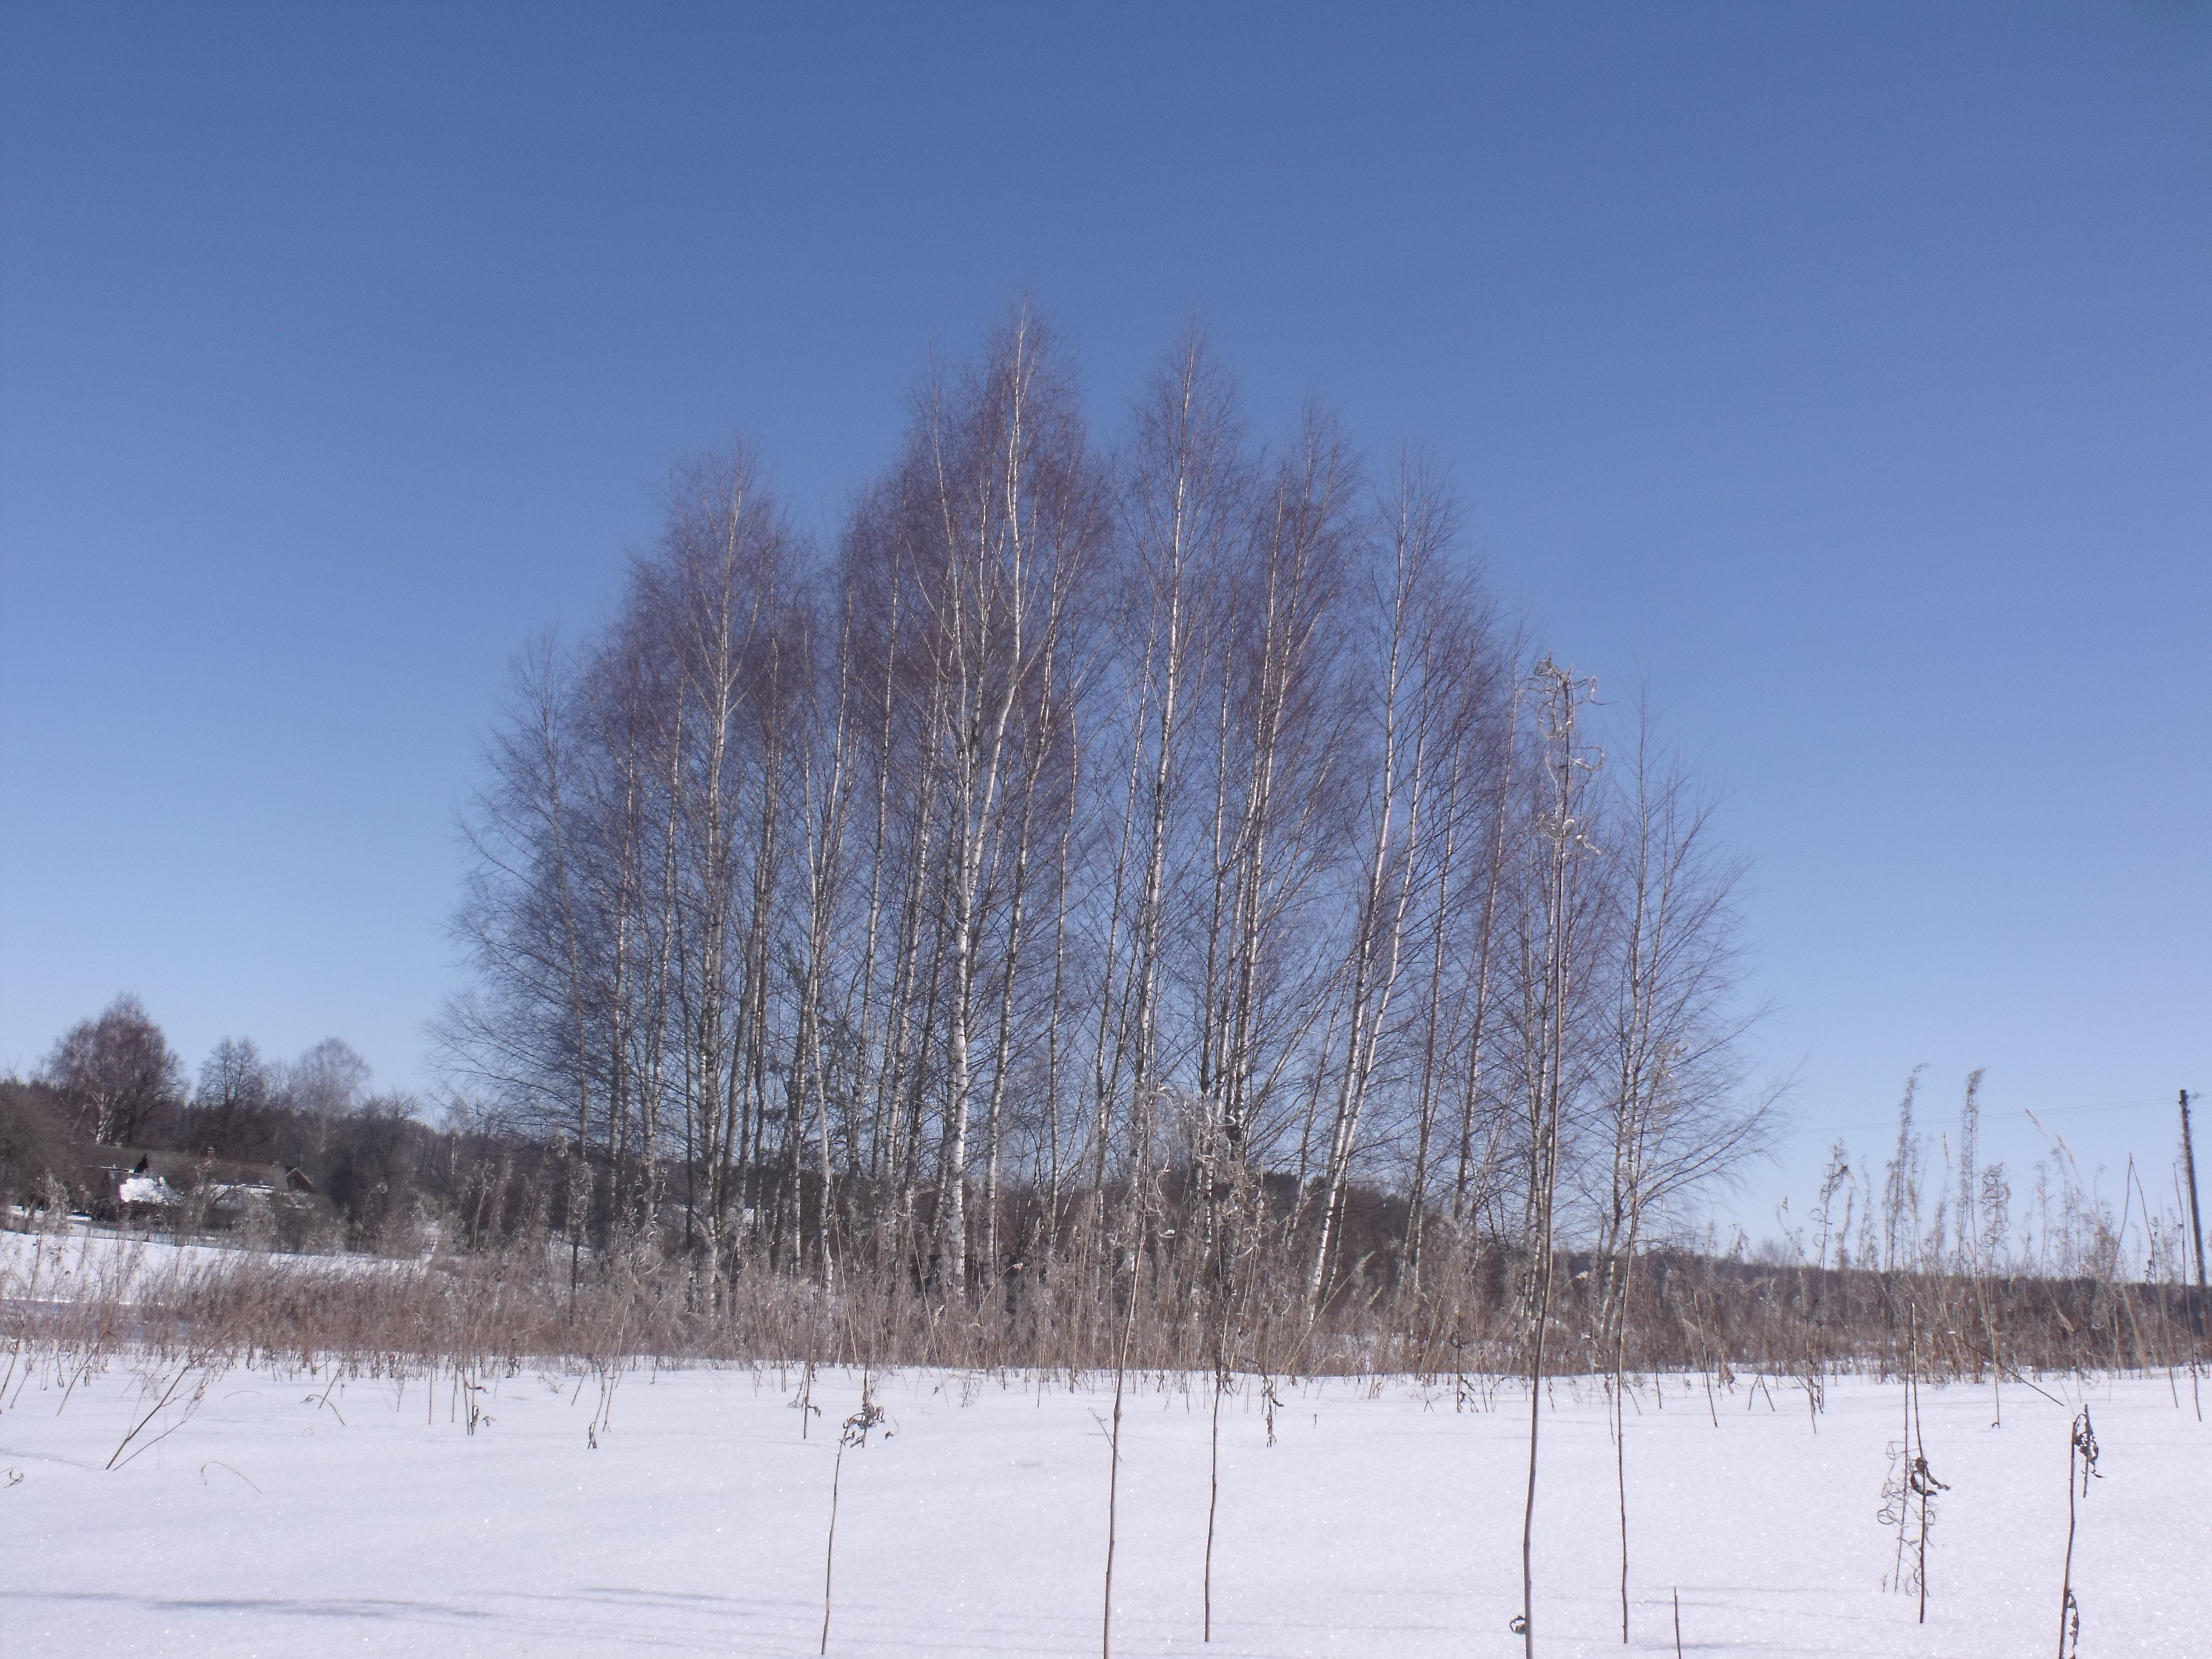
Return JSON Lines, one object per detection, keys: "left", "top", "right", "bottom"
{"left": 1, "top": 1355, "right": 2205, "bottom": 1657}
{"left": 0, "top": 1224, "right": 400, "bottom": 1302}
{"left": 117, "top": 1175, "right": 179, "bottom": 1208}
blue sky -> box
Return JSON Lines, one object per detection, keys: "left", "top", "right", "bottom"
{"left": 3, "top": 3, "right": 2206, "bottom": 1236}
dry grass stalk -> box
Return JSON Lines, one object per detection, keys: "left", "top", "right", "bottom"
{"left": 819, "top": 1369, "right": 887, "bottom": 1655}
{"left": 2056, "top": 1403, "right": 2099, "bottom": 1658}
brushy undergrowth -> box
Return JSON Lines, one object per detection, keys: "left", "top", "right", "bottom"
{"left": 5, "top": 1202, "right": 2204, "bottom": 1403}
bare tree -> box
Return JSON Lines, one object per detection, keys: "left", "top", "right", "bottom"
{"left": 846, "top": 309, "right": 1105, "bottom": 1291}
{"left": 1196, "top": 407, "right": 1359, "bottom": 1196}
{"left": 282, "top": 1037, "right": 374, "bottom": 1118}
{"left": 1510, "top": 659, "right": 1605, "bottom": 1657}
{"left": 1092, "top": 328, "right": 1250, "bottom": 1293}
{"left": 185, "top": 1036, "right": 274, "bottom": 1157}
{"left": 1307, "top": 456, "right": 1510, "bottom": 1308}
{"left": 44, "top": 994, "right": 184, "bottom": 1145}
{"left": 1587, "top": 699, "right": 1775, "bottom": 1644}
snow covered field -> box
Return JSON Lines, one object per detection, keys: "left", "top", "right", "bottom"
{"left": 1, "top": 1355, "right": 2205, "bottom": 1657}
{"left": 0, "top": 1221, "right": 398, "bottom": 1300}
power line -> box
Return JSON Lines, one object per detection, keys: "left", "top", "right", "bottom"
{"left": 1803, "top": 1097, "right": 2176, "bottom": 1139}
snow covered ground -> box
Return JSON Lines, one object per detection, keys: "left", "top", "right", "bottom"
{"left": 0, "top": 1221, "right": 403, "bottom": 1302}
{"left": 1, "top": 1354, "right": 2205, "bottom": 1657}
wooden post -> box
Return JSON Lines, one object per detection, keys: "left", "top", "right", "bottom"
{"left": 2180, "top": 1090, "right": 2206, "bottom": 1293}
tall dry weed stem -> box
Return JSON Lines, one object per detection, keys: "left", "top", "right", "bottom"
{"left": 2056, "top": 1404, "right": 2099, "bottom": 1658}
{"left": 819, "top": 1369, "right": 888, "bottom": 1655}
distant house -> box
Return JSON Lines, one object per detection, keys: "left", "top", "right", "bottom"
{"left": 98, "top": 1153, "right": 326, "bottom": 1234}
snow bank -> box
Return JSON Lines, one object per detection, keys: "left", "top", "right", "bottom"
{"left": 0, "top": 1361, "right": 2204, "bottom": 1655}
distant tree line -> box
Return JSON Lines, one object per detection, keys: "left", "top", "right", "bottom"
{"left": 0, "top": 994, "right": 498, "bottom": 1250}
{"left": 440, "top": 312, "right": 1775, "bottom": 1321}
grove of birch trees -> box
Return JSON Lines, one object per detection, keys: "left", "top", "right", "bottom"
{"left": 443, "top": 313, "right": 1772, "bottom": 1332}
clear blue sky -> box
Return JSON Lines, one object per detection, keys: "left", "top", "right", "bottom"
{"left": 3, "top": 3, "right": 2206, "bottom": 1236}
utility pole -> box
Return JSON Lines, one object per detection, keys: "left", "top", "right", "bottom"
{"left": 2182, "top": 1089, "right": 2207, "bottom": 1293}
